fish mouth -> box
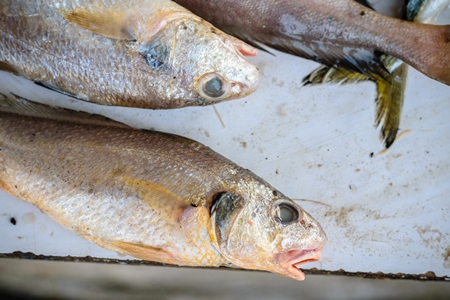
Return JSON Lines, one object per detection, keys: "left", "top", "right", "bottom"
{"left": 275, "top": 248, "right": 323, "bottom": 281}
{"left": 231, "top": 39, "right": 258, "bottom": 57}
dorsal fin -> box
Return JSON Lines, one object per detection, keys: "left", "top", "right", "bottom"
{"left": 60, "top": 7, "right": 137, "bottom": 40}
{"left": 0, "top": 92, "right": 127, "bottom": 128}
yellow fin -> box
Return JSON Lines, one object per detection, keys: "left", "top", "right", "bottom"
{"left": 303, "top": 65, "right": 370, "bottom": 85}
{"left": 121, "top": 176, "right": 191, "bottom": 213}
{"left": 110, "top": 240, "right": 178, "bottom": 263}
{"left": 302, "top": 57, "right": 406, "bottom": 149}
{"left": 61, "top": 7, "right": 137, "bottom": 40}
{"left": 374, "top": 56, "right": 407, "bottom": 148}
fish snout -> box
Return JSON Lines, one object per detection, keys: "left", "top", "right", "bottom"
{"left": 229, "top": 75, "right": 259, "bottom": 99}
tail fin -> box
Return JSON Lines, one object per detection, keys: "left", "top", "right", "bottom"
{"left": 302, "top": 0, "right": 448, "bottom": 148}
{"left": 302, "top": 55, "right": 406, "bottom": 149}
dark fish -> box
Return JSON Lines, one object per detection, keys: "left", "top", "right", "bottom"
{"left": 174, "top": 0, "right": 450, "bottom": 147}
{"left": 174, "top": 0, "right": 450, "bottom": 86}
{"left": 302, "top": 0, "right": 448, "bottom": 148}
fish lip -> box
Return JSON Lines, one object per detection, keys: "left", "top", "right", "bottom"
{"left": 275, "top": 248, "right": 323, "bottom": 281}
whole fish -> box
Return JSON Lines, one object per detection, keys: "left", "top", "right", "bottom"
{"left": 174, "top": 0, "right": 450, "bottom": 148}
{"left": 0, "top": 0, "right": 259, "bottom": 109}
{"left": 0, "top": 93, "right": 326, "bottom": 281}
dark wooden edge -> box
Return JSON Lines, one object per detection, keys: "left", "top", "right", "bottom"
{"left": 1, "top": 251, "right": 449, "bottom": 282}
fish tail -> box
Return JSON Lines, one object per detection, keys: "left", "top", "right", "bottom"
{"left": 302, "top": 55, "right": 406, "bottom": 149}
{"left": 373, "top": 56, "right": 407, "bottom": 149}
{"left": 302, "top": 65, "right": 370, "bottom": 86}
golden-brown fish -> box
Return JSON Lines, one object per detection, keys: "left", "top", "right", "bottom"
{"left": 0, "top": 0, "right": 259, "bottom": 109}
{"left": 0, "top": 93, "right": 326, "bottom": 281}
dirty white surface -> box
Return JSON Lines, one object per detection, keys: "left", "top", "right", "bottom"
{"left": 1, "top": 1, "right": 449, "bottom": 280}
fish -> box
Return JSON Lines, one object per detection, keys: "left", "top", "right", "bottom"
{"left": 0, "top": 93, "right": 327, "bottom": 281}
{"left": 173, "top": 0, "right": 450, "bottom": 147}
{"left": 302, "top": 0, "right": 449, "bottom": 148}
{"left": 173, "top": 0, "right": 450, "bottom": 86}
{"left": 0, "top": 0, "right": 260, "bottom": 109}
{"left": 407, "top": 0, "right": 450, "bottom": 23}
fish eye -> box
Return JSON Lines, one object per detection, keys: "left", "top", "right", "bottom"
{"left": 204, "top": 76, "right": 224, "bottom": 97}
{"left": 273, "top": 202, "right": 300, "bottom": 225}
{"left": 196, "top": 73, "right": 230, "bottom": 100}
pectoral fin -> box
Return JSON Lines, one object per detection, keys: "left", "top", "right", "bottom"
{"left": 110, "top": 240, "right": 177, "bottom": 263}
{"left": 120, "top": 176, "right": 193, "bottom": 220}
{"left": 61, "top": 7, "right": 137, "bottom": 40}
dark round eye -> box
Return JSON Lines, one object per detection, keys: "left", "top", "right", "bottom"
{"left": 274, "top": 202, "right": 299, "bottom": 225}
{"left": 196, "top": 73, "right": 230, "bottom": 100}
{"left": 203, "top": 76, "right": 224, "bottom": 97}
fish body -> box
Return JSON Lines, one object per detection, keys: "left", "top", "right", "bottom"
{"left": 173, "top": 0, "right": 450, "bottom": 86}
{"left": 0, "top": 94, "right": 326, "bottom": 281}
{"left": 0, "top": 0, "right": 259, "bottom": 109}
{"left": 303, "top": 0, "right": 449, "bottom": 148}
{"left": 174, "top": 0, "right": 450, "bottom": 148}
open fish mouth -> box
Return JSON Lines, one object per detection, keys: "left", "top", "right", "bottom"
{"left": 275, "top": 248, "right": 323, "bottom": 280}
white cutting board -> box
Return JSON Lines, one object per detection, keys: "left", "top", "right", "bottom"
{"left": 1, "top": 1, "right": 449, "bottom": 278}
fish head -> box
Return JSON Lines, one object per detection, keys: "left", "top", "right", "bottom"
{"left": 211, "top": 183, "right": 326, "bottom": 281}
{"left": 139, "top": 17, "right": 260, "bottom": 106}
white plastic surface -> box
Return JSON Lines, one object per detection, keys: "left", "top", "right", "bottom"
{"left": 1, "top": 1, "right": 449, "bottom": 277}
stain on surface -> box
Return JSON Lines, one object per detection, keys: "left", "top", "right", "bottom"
{"left": 276, "top": 103, "right": 287, "bottom": 117}
{"left": 444, "top": 249, "right": 450, "bottom": 269}
{"left": 415, "top": 225, "right": 444, "bottom": 250}
{"left": 201, "top": 129, "right": 210, "bottom": 138}
{"left": 325, "top": 206, "right": 353, "bottom": 228}
{"left": 40, "top": 224, "right": 47, "bottom": 233}
{"left": 21, "top": 212, "right": 36, "bottom": 224}
{"left": 271, "top": 77, "right": 285, "bottom": 88}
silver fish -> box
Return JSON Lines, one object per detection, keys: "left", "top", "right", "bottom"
{"left": 0, "top": 0, "right": 260, "bottom": 109}
{"left": 0, "top": 93, "right": 326, "bottom": 281}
